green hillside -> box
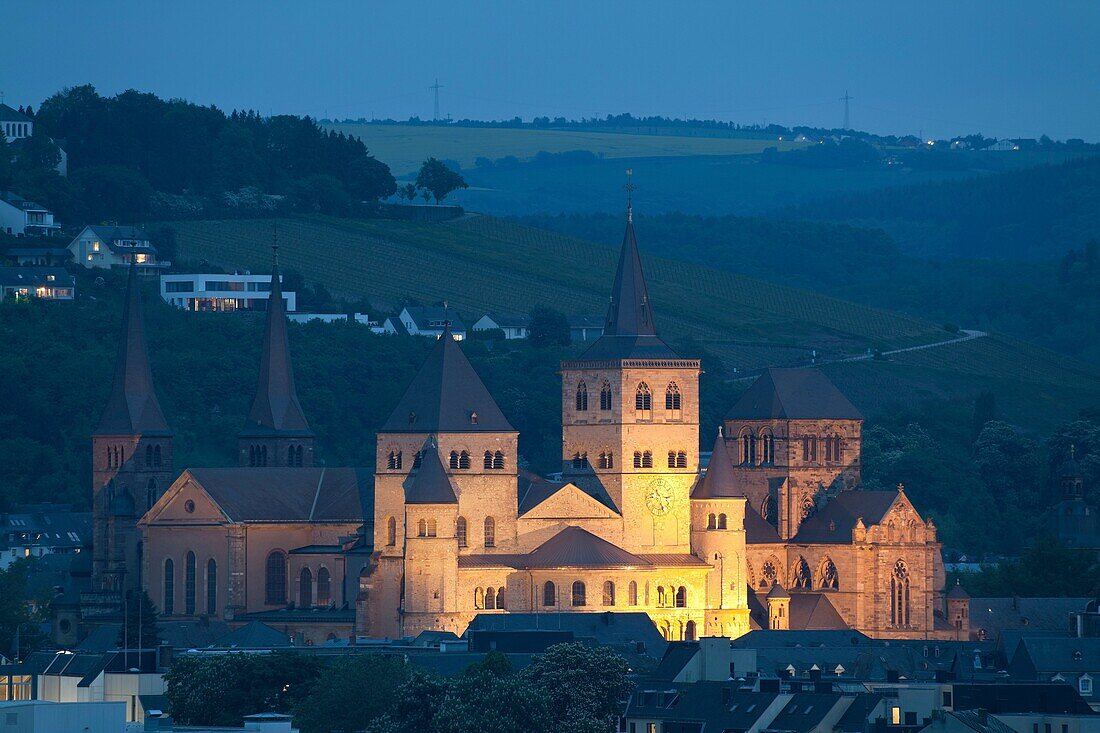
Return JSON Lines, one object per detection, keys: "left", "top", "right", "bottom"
{"left": 324, "top": 123, "right": 804, "bottom": 175}
{"left": 164, "top": 214, "right": 1100, "bottom": 433}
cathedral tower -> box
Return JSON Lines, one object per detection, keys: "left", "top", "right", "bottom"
{"left": 92, "top": 264, "right": 173, "bottom": 593}
{"left": 238, "top": 248, "right": 315, "bottom": 468}
{"left": 560, "top": 204, "right": 701, "bottom": 554}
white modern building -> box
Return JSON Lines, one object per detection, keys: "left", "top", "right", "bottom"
{"left": 160, "top": 273, "right": 296, "bottom": 312}
{"left": 0, "top": 192, "right": 60, "bottom": 237}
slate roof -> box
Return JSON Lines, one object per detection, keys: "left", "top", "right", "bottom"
{"left": 789, "top": 592, "right": 848, "bottom": 630}
{"left": 82, "top": 225, "right": 157, "bottom": 254}
{"left": 209, "top": 621, "right": 291, "bottom": 649}
{"left": 947, "top": 580, "right": 971, "bottom": 599}
{"left": 94, "top": 264, "right": 171, "bottom": 436}
{"left": 1011, "top": 636, "right": 1100, "bottom": 675}
{"left": 404, "top": 442, "right": 458, "bottom": 504}
{"left": 380, "top": 325, "right": 514, "bottom": 433}
{"left": 0, "top": 190, "right": 49, "bottom": 211}
{"left": 478, "top": 312, "right": 530, "bottom": 329}
{"left": 835, "top": 693, "right": 884, "bottom": 733}
{"left": 184, "top": 467, "right": 371, "bottom": 523}
{"left": 578, "top": 211, "right": 680, "bottom": 361}
{"left": 239, "top": 257, "right": 313, "bottom": 438}
{"left": 0, "top": 266, "right": 73, "bottom": 288}
{"left": 523, "top": 526, "right": 649, "bottom": 568}
{"left": 691, "top": 431, "right": 745, "bottom": 499}
{"left": 466, "top": 611, "right": 667, "bottom": 657}
{"left": 792, "top": 490, "right": 900, "bottom": 544}
{"left": 517, "top": 471, "right": 619, "bottom": 515}
{"left": 970, "top": 597, "right": 1088, "bottom": 641}
{"left": 626, "top": 685, "right": 779, "bottom": 730}
{"left": 652, "top": 641, "right": 700, "bottom": 680}
{"left": 726, "top": 368, "right": 862, "bottom": 421}
{"left": 403, "top": 306, "right": 467, "bottom": 332}
{"left": 768, "top": 692, "right": 845, "bottom": 732}
{"left": 0, "top": 104, "right": 31, "bottom": 123}
{"left": 745, "top": 504, "right": 782, "bottom": 544}
{"left": 951, "top": 710, "right": 1025, "bottom": 733}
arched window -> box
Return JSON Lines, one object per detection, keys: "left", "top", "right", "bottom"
{"left": 657, "top": 585, "right": 667, "bottom": 607}
{"left": 459, "top": 451, "right": 470, "bottom": 469}
{"left": 576, "top": 381, "right": 588, "bottom": 411}
{"left": 163, "top": 558, "right": 174, "bottom": 615}
{"left": 474, "top": 587, "right": 484, "bottom": 609}
{"left": 261, "top": 445, "right": 268, "bottom": 466}
{"left": 543, "top": 581, "right": 557, "bottom": 607}
{"left": 675, "top": 586, "right": 687, "bottom": 608}
{"left": 484, "top": 451, "right": 493, "bottom": 469}
{"left": 707, "top": 513, "right": 717, "bottom": 530}
{"left": 802, "top": 436, "right": 818, "bottom": 462}
{"left": 248, "top": 445, "right": 256, "bottom": 467}
{"left": 825, "top": 435, "right": 842, "bottom": 463}
{"left": 386, "top": 516, "right": 397, "bottom": 546}
{"left": 599, "top": 452, "right": 613, "bottom": 469}
{"left": 741, "top": 431, "right": 756, "bottom": 466}
{"left": 642, "top": 451, "right": 653, "bottom": 468}
{"left": 146, "top": 478, "right": 157, "bottom": 509}
{"left": 485, "top": 587, "right": 496, "bottom": 609}
{"left": 387, "top": 451, "right": 402, "bottom": 470}
{"left": 801, "top": 496, "right": 816, "bottom": 522}
{"left": 300, "top": 567, "right": 313, "bottom": 608}
{"left": 426, "top": 519, "right": 437, "bottom": 537}
{"left": 185, "top": 551, "right": 197, "bottom": 615}
{"left": 676, "top": 451, "right": 687, "bottom": 468}
{"left": 793, "top": 557, "right": 812, "bottom": 589}
{"left": 628, "top": 581, "right": 638, "bottom": 605}
{"left": 761, "top": 561, "right": 778, "bottom": 589}
{"left": 206, "top": 558, "right": 217, "bottom": 616}
{"left": 759, "top": 431, "right": 775, "bottom": 465}
{"left": 493, "top": 451, "right": 505, "bottom": 470}
{"left": 154, "top": 445, "right": 163, "bottom": 467}
{"left": 413, "top": 451, "right": 423, "bottom": 469}
{"left": 146, "top": 444, "right": 154, "bottom": 467}
{"left": 265, "top": 551, "right": 287, "bottom": 605}
{"left": 456, "top": 517, "right": 468, "bottom": 548}
{"left": 668, "top": 451, "right": 677, "bottom": 468}
{"left": 718, "top": 513, "right": 728, "bottom": 529}
{"left": 600, "top": 382, "right": 613, "bottom": 411}
{"left": 417, "top": 518, "right": 427, "bottom": 537}
{"left": 449, "top": 451, "right": 460, "bottom": 469}
{"left": 685, "top": 620, "right": 697, "bottom": 641}
{"left": 665, "top": 382, "right": 682, "bottom": 413}
{"left": 603, "top": 580, "right": 615, "bottom": 606}
{"left": 633, "top": 451, "right": 642, "bottom": 468}
{"left": 820, "top": 558, "right": 839, "bottom": 590}
{"left": 572, "top": 452, "right": 587, "bottom": 469}
{"left": 891, "top": 560, "right": 911, "bottom": 627}
{"left": 635, "top": 383, "right": 652, "bottom": 417}
{"left": 572, "top": 581, "right": 587, "bottom": 607}
{"left": 484, "top": 517, "right": 495, "bottom": 547}
{"left": 317, "top": 567, "right": 331, "bottom": 607}
{"left": 496, "top": 586, "right": 506, "bottom": 610}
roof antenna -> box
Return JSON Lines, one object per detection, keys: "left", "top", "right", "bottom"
{"left": 624, "top": 169, "right": 635, "bottom": 223}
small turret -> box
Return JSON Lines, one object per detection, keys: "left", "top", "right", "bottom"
{"left": 946, "top": 579, "right": 971, "bottom": 639}
{"left": 767, "top": 582, "right": 791, "bottom": 630}
{"left": 1061, "top": 446, "right": 1085, "bottom": 500}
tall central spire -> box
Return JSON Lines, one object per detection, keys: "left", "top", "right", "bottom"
{"left": 95, "top": 264, "right": 170, "bottom": 436}
{"left": 240, "top": 243, "right": 312, "bottom": 438}
{"left": 604, "top": 180, "right": 656, "bottom": 337}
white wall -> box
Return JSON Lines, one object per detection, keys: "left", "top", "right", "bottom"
{"left": 0, "top": 701, "right": 125, "bottom": 733}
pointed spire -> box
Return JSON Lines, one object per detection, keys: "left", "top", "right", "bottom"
{"left": 240, "top": 245, "right": 313, "bottom": 437}
{"left": 405, "top": 439, "right": 458, "bottom": 505}
{"left": 691, "top": 431, "right": 743, "bottom": 499}
{"left": 95, "top": 265, "right": 170, "bottom": 435}
{"left": 604, "top": 194, "right": 656, "bottom": 337}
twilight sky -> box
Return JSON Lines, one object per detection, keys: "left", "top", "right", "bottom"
{"left": 3, "top": 1, "right": 1099, "bottom": 140}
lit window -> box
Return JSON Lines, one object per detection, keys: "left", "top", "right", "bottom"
{"left": 891, "top": 707, "right": 901, "bottom": 726}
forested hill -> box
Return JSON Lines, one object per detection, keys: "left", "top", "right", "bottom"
{"left": 783, "top": 153, "right": 1100, "bottom": 260}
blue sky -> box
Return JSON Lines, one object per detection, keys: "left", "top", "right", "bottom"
{"left": 3, "top": 1, "right": 1098, "bottom": 139}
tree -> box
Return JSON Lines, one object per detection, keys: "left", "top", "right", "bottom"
{"left": 971, "top": 391, "right": 998, "bottom": 442}
{"left": 436, "top": 668, "right": 550, "bottom": 733}
{"left": 528, "top": 307, "right": 571, "bottom": 348}
{"left": 0, "top": 135, "right": 13, "bottom": 190}
{"left": 396, "top": 182, "right": 418, "bottom": 202}
{"left": 71, "top": 165, "right": 154, "bottom": 220}
{"left": 0, "top": 559, "right": 48, "bottom": 661}
{"left": 521, "top": 643, "right": 632, "bottom": 733}
{"left": 287, "top": 174, "right": 351, "bottom": 216}
{"left": 415, "top": 157, "right": 467, "bottom": 203}
{"left": 381, "top": 669, "right": 449, "bottom": 733}
{"left": 293, "top": 654, "right": 407, "bottom": 733}
{"left": 117, "top": 589, "right": 160, "bottom": 649}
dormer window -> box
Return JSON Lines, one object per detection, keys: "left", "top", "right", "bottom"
{"left": 408, "top": 411, "right": 417, "bottom": 425}
{"left": 470, "top": 412, "right": 478, "bottom": 425}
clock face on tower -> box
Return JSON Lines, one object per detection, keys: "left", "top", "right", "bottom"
{"left": 645, "top": 478, "right": 675, "bottom": 516}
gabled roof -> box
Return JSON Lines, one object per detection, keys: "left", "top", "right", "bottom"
{"left": 405, "top": 442, "right": 458, "bottom": 505}
{"left": 181, "top": 467, "right": 371, "bottom": 523}
{"left": 78, "top": 225, "right": 157, "bottom": 254}
{"left": 769, "top": 693, "right": 846, "bottom": 731}
{"left": 240, "top": 256, "right": 313, "bottom": 438}
{"left": 691, "top": 431, "right": 744, "bottom": 499}
{"left": 380, "top": 327, "right": 514, "bottom": 433}
{"left": 745, "top": 503, "right": 782, "bottom": 544}
{"left": 402, "top": 305, "right": 467, "bottom": 331}
{"left": 0, "top": 190, "right": 50, "bottom": 212}
{"left": 523, "top": 526, "right": 648, "bottom": 568}
{"left": 518, "top": 471, "right": 619, "bottom": 515}
{"left": 0, "top": 266, "right": 73, "bottom": 288}
{"left": 726, "top": 368, "right": 862, "bottom": 421}
{"left": 579, "top": 210, "right": 679, "bottom": 361}
{"left": 94, "top": 265, "right": 171, "bottom": 436}
{"left": 792, "top": 490, "right": 899, "bottom": 544}
{"left": 210, "top": 621, "right": 291, "bottom": 649}
{"left": 0, "top": 104, "right": 31, "bottom": 123}
{"left": 789, "top": 592, "right": 849, "bottom": 630}
{"left": 477, "top": 312, "right": 530, "bottom": 329}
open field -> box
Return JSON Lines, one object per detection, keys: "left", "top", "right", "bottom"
{"left": 163, "top": 214, "right": 1100, "bottom": 433}
{"left": 324, "top": 123, "right": 805, "bottom": 175}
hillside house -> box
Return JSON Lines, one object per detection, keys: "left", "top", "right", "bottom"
{"left": 473, "top": 312, "right": 531, "bottom": 339}
{"left": 67, "top": 226, "right": 166, "bottom": 272}
{"left": 0, "top": 267, "right": 75, "bottom": 301}
{"left": 160, "top": 273, "right": 296, "bottom": 312}
{"left": 0, "top": 191, "right": 61, "bottom": 237}
{"left": 985, "top": 140, "right": 1020, "bottom": 152}
{"left": 567, "top": 313, "right": 604, "bottom": 342}
{"left": 0, "top": 104, "right": 32, "bottom": 142}
{"left": 5, "top": 248, "right": 72, "bottom": 266}
{"left": 1, "top": 504, "right": 91, "bottom": 570}
{"left": 383, "top": 306, "right": 466, "bottom": 339}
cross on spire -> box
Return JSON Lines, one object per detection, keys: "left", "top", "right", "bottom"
{"left": 272, "top": 219, "right": 279, "bottom": 265}
{"left": 624, "top": 169, "right": 635, "bottom": 222}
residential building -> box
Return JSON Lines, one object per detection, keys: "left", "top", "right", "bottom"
{"left": 31, "top": 649, "right": 164, "bottom": 723}
{"left": 68, "top": 226, "right": 166, "bottom": 272}
{"left": 0, "top": 104, "right": 32, "bottom": 142}
{"left": 1, "top": 504, "right": 91, "bottom": 570}
{"left": 5, "top": 248, "right": 71, "bottom": 266}
{"left": 985, "top": 140, "right": 1021, "bottom": 152}
{"left": 472, "top": 312, "right": 531, "bottom": 339}
{"left": 159, "top": 273, "right": 296, "bottom": 313}
{"left": 1009, "top": 638, "right": 1100, "bottom": 705}
{"left": 0, "top": 267, "right": 76, "bottom": 301}
{"left": 568, "top": 313, "right": 605, "bottom": 342}
{"left": 0, "top": 700, "right": 125, "bottom": 733}
{"left": 0, "top": 192, "right": 60, "bottom": 237}
{"left": 383, "top": 306, "right": 467, "bottom": 340}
